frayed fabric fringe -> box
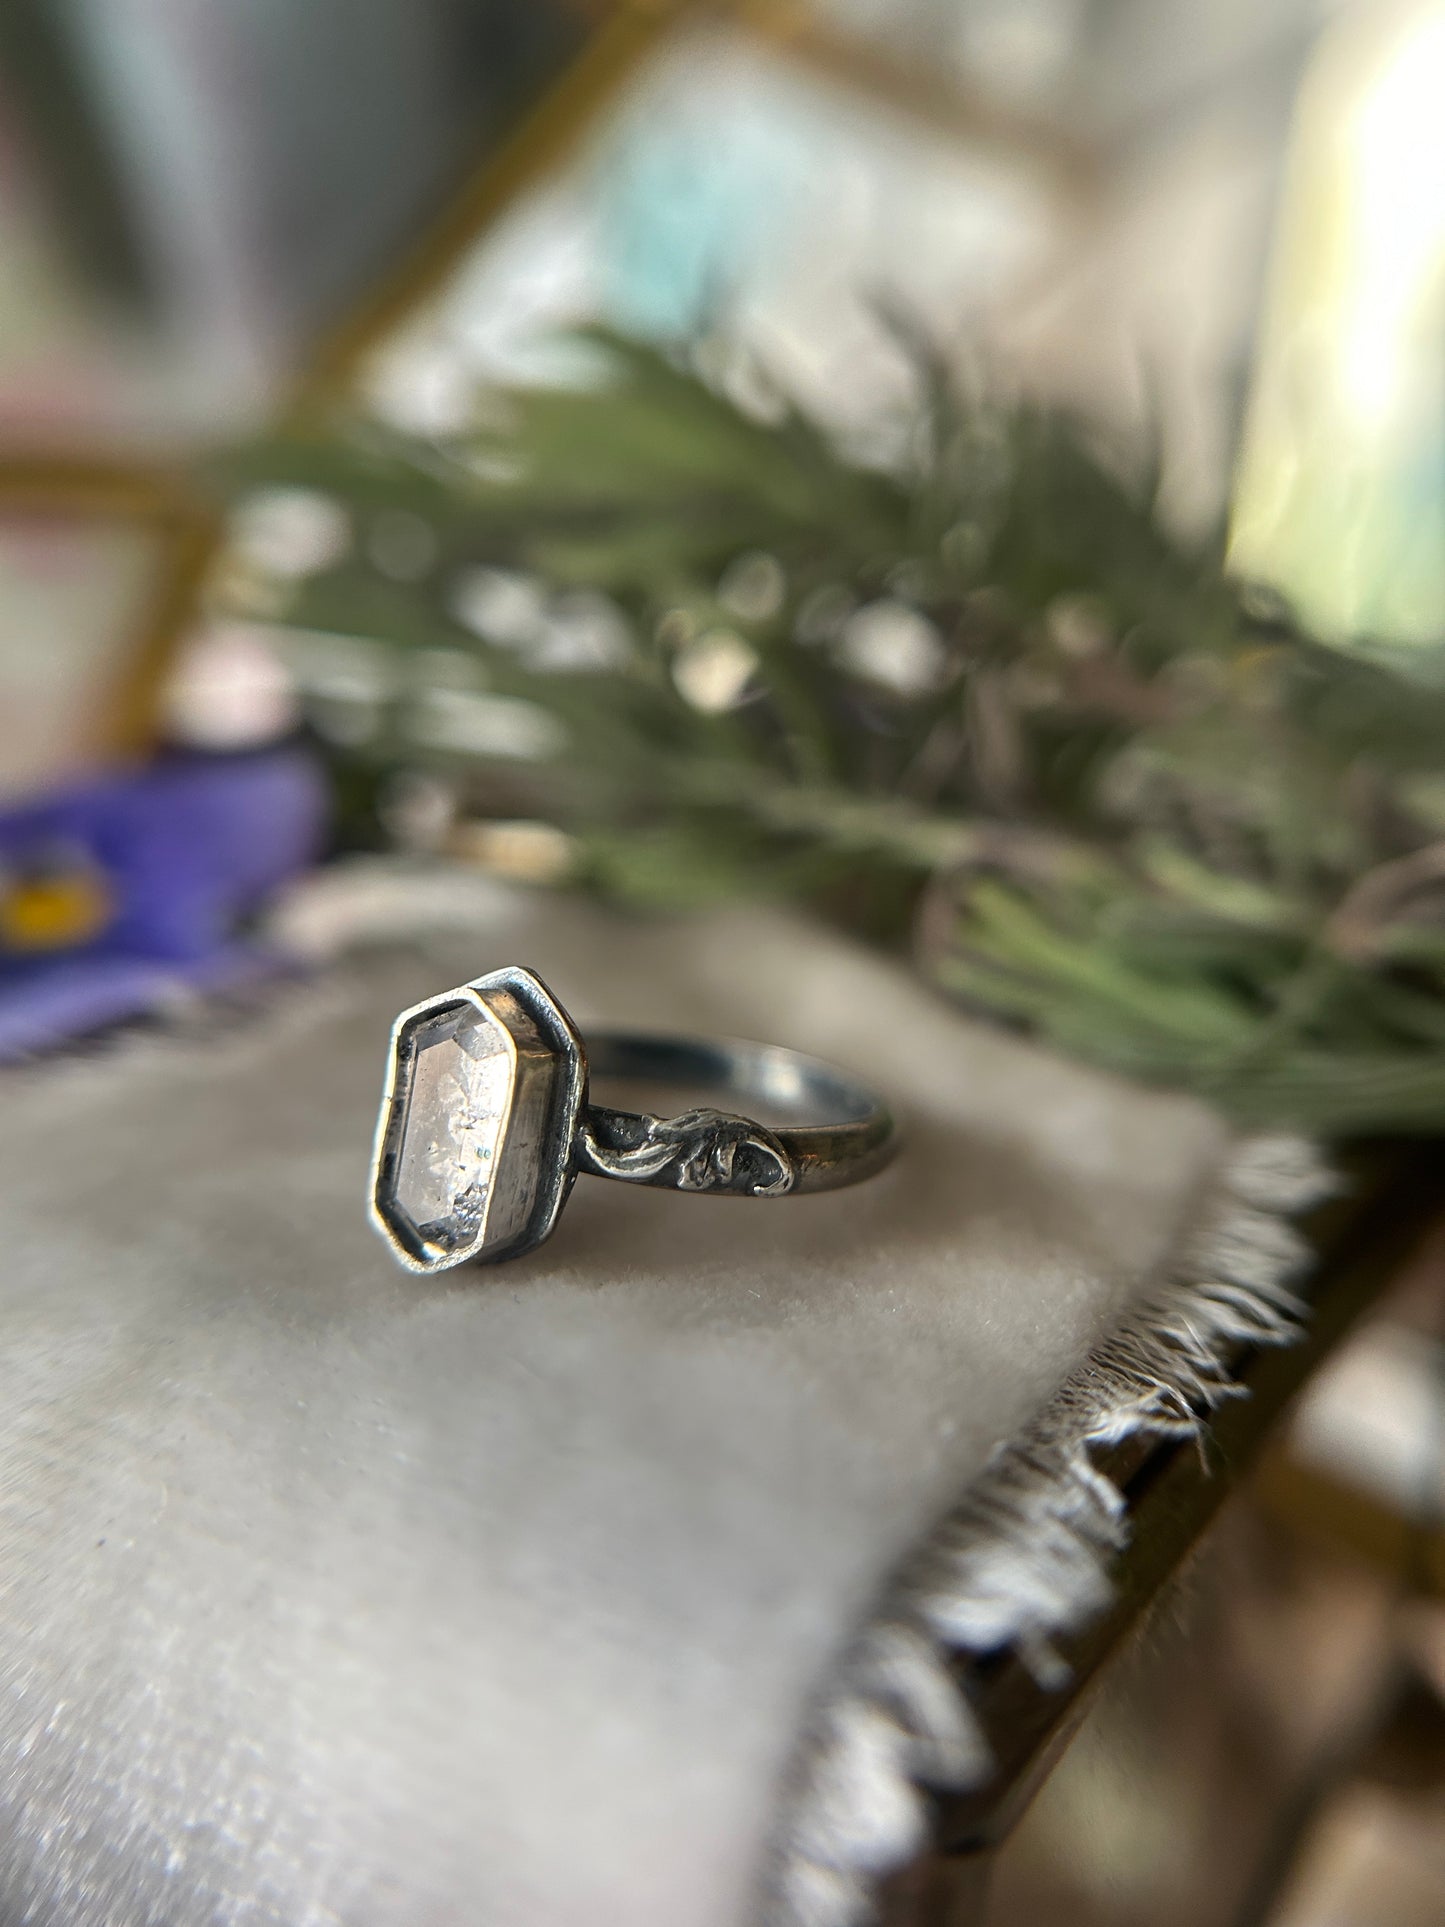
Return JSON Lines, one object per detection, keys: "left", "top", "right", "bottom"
{"left": 764, "top": 1134, "right": 1336, "bottom": 1927}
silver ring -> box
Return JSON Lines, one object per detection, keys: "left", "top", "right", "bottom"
{"left": 368, "top": 965, "right": 897, "bottom": 1273}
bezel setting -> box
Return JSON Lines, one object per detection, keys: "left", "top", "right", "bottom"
{"left": 368, "top": 965, "right": 586, "bottom": 1273}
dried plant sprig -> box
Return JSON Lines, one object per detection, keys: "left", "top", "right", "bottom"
{"left": 217, "top": 328, "right": 1445, "bottom": 1135}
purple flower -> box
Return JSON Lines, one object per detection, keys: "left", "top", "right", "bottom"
{"left": 0, "top": 746, "right": 327, "bottom": 1057}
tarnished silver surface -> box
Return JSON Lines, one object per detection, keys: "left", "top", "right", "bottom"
{"left": 369, "top": 967, "right": 896, "bottom": 1273}
{"left": 575, "top": 1107, "right": 795, "bottom": 1197}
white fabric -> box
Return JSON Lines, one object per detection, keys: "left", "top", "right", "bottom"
{"left": 0, "top": 879, "right": 1225, "bottom": 1926}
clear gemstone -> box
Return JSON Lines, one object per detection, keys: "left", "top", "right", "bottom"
{"left": 392, "top": 1004, "right": 513, "bottom": 1250}
{"left": 371, "top": 968, "right": 586, "bottom": 1272}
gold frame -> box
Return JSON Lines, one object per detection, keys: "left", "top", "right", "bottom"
{"left": 291, "top": 0, "right": 1099, "bottom": 417}
{"left": 0, "top": 455, "right": 221, "bottom": 767}
{"left": 0, "top": 2, "right": 690, "bottom": 764}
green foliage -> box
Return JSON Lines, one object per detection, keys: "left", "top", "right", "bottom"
{"left": 218, "top": 329, "right": 1445, "bottom": 1136}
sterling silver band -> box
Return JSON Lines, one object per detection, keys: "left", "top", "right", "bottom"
{"left": 575, "top": 1032, "right": 896, "bottom": 1198}
{"left": 369, "top": 966, "right": 897, "bottom": 1274}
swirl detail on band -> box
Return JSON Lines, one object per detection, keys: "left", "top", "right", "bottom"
{"left": 575, "top": 1107, "right": 796, "bottom": 1197}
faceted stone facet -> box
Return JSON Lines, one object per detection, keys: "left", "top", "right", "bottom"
{"left": 391, "top": 1003, "right": 513, "bottom": 1252}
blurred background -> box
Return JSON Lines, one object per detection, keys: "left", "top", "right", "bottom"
{"left": 0, "top": 2, "right": 1442, "bottom": 1922}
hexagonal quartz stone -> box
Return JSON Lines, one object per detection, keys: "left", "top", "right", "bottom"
{"left": 370, "top": 973, "right": 582, "bottom": 1271}
{"left": 390, "top": 1002, "right": 512, "bottom": 1250}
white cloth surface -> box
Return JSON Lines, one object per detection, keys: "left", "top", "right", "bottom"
{"left": 0, "top": 883, "right": 1226, "bottom": 1927}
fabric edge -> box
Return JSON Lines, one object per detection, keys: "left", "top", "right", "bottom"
{"left": 762, "top": 1132, "right": 1336, "bottom": 1927}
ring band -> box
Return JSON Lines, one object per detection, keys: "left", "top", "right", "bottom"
{"left": 368, "top": 965, "right": 897, "bottom": 1273}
